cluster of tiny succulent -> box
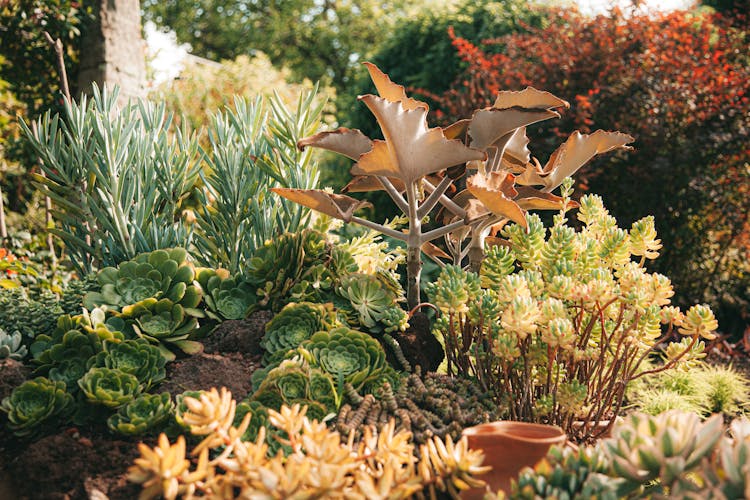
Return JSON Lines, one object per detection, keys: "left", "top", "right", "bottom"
{"left": 506, "top": 410, "right": 750, "bottom": 499}
{"left": 129, "top": 388, "right": 490, "bottom": 499}
{"left": 426, "top": 194, "right": 719, "bottom": 441}
{"left": 336, "top": 369, "right": 498, "bottom": 446}
{"left": 81, "top": 248, "right": 204, "bottom": 360}
{"left": 0, "top": 287, "right": 62, "bottom": 341}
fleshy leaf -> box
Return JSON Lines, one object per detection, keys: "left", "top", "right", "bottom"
{"left": 297, "top": 128, "right": 373, "bottom": 160}
{"left": 514, "top": 186, "right": 580, "bottom": 211}
{"left": 353, "top": 95, "right": 485, "bottom": 184}
{"left": 493, "top": 87, "right": 570, "bottom": 110}
{"left": 363, "top": 62, "right": 429, "bottom": 111}
{"left": 467, "top": 172, "right": 527, "bottom": 227}
{"left": 529, "top": 130, "right": 635, "bottom": 191}
{"left": 343, "top": 175, "right": 404, "bottom": 193}
{"left": 468, "top": 107, "right": 560, "bottom": 151}
{"left": 271, "top": 188, "right": 372, "bottom": 222}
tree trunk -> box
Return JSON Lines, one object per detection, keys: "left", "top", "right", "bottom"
{"left": 77, "top": 0, "right": 146, "bottom": 105}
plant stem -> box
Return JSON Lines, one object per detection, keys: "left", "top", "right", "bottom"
{"left": 405, "top": 180, "right": 422, "bottom": 310}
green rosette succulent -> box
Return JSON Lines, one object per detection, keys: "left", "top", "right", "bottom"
{"left": 89, "top": 339, "right": 166, "bottom": 390}
{"left": 196, "top": 268, "right": 256, "bottom": 321}
{"left": 30, "top": 310, "right": 127, "bottom": 391}
{"left": 106, "top": 392, "right": 174, "bottom": 436}
{"left": 132, "top": 298, "right": 201, "bottom": 360}
{"left": 78, "top": 367, "right": 141, "bottom": 408}
{"left": 83, "top": 248, "right": 202, "bottom": 315}
{"left": 336, "top": 273, "right": 400, "bottom": 330}
{"left": 260, "top": 302, "right": 335, "bottom": 362}
{"left": 302, "top": 327, "right": 389, "bottom": 390}
{"left": 308, "top": 368, "right": 339, "bottom": 410}
{"left": 252, "top": 360, "right": 340, "bottom": 416}
{"left": 1, "top": 377, "right": 74, "bottom": 437}
{"left": 0, "top": 328, "right": 27, "bottom": 360}
{"left": 511, "top": 445, "right": 617, "bottom": 500}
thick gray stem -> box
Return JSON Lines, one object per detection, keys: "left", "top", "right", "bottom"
{"left": 405, "top": 180, "right": 422, "bottom": 310}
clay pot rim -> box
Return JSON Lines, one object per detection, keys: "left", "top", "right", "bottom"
{"left": 462, "top": 420, "right": 566, "bottom": 444}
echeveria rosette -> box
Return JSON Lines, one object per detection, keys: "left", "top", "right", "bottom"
{"left": 82, "top": 248, "right": 202, "bottom": 316}
{"left": 89, "top": 339, "right": 166, "bottom": 390}
{"left": 260, "top": 302, "right": 335, "bottom": 362}
{"left": 336, "top": 273, "right": 400, "bottom": 330}
{"left": 132, "top": 299, "right": 201, "bottom": 360}
{"left": 0, "top": 328, "right": 27, "bottom": 360}
{"left": 78, "top": 367, "right": 141, "bottom": 408}
{"left": 196, "top": 268, "right": 256, "bottom": 321}
{"left": 107, "top": 392, "right": 175, "bottom": 436}
{"left": 302, "top": 327, "right": 389, "bottom": 390}
{"left": 308, "top": 368, "right": 340, "bottom": 410}
{"left": 0, "top": 377, "right": 74, "bottom": 437}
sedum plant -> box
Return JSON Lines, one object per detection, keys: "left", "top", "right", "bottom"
{"left": 426, "top": 194, "right": 718, "bottom": 441}
{"left": 107, "top": 392, "right": 175, "bottom": 436}
{"left": 195, "top": 268, "right": 255, "bottom": 321}
{"left": 0, "top": 327, "right": 27, "bottom": 360}
{"left": 22, "top": 85, "right": 202, "bottom": 274}
{"left": 129, "top": 388, "right": 489, "bottom": 499}
{"left": 274, "top": 63, "right": 632, "bottom": 307}
{"left": 1, "top": 377, "right": 74, "bottom": 437}
{"left": 78, "top": 367, "right": 142, "bottom": 409}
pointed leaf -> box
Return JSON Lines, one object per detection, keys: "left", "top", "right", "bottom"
{"left": 467, "top": 173, "right": 527, "bottom": 227}
{"left": 444, "top": 119, "right": 470, "bottom": 140}
{"left": 421, "top": 241, "right": 451, "bottom": 260}
{"left": 271, "top": 188, "right": 372, "bottom": 222}
{"left": 297, "top": 128, "right": 373, "bottom": 160}
{"left": 353, "top": 95, "right": 485, "bottom": 184}
{"left": 541, "top": 130, "right": 635, "bottom": 191}
{"left": 469, "top": 107, "right": 559, "bottom": 151}
{"left": 363, "top": 62, "right": 428, "bottom": 111}
{"left": 343, "top": 175, "right": 405, "bottom": 193}
{"left": 514, "top": 186, "right": 580, "bottom": 211}
{"left": 493, "top": 87, "right": 569, "bottom": 110}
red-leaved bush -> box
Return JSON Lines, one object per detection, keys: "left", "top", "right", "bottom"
{"left": 424, "top": 7, "right": 750, "bottom": 335}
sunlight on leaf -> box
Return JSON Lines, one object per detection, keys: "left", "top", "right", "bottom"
{"left": 271, "top": 188, "right": 372, "bottom": 222}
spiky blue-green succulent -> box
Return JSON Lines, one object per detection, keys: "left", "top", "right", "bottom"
{"left": 0, "top": 377, "right": 74, "bottom": 437}
{"left": 89, "top": 339, "right": 166, "bottom": 390}
{"left": 0, "top": 328, "right": 27, "bottom": 360}
{"left": 83, "top": 248, "right": 201, "bottom": 315}
{"left": 196, "top": 268, "right": 256, "bottom": 321}
{"left": 78, "top": 367, "right": 141, "bottom": 409}
{"left": 260, "top": 301, "right": 335, "bottom": 362}
{"left": 107, "top": 392, "right": 174, "bottom": 436}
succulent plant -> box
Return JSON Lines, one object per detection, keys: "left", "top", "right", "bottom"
{"left": 195, "top": 268, "right": 256, "bottom": 321}
{"left": 301, "top": 326, "right": 391, "bottom": 391}
{"left": 606, "top": 410, "right": 724, "bottom": 497}
{"left": 0, "top": 327, "right": 27, "bottom": 360}
{"left": 107, "top": 392, "right": 175, "bottom": 436}
{"left": 335, "top": 273, "right": 401, "bottom": 330}
{"left": 83, "top": 248, "right": 202, "bottom": 315}
{"left": 131, "top": 298, "right": 202, "bottom": 360}
{"left": 510, "top": 445, "right": 617, "bottom": 500}
{"left": 696, "top": 364, "right": 750, "bottom": 415}
{"left": 174, "top": 390, "right": 205, "bottom": 430}
{"left": 59, "top": 273, "right": 100, "bottom": 315}
{"left": 0, "top": 287, "right": 62, "bottom": 339}
{"left": 246, "top": 229, "right": 357, "bottom": 311}
{"left": 260, "top": 301, "right": 335, "bottom": 362}
{"left": 78, "top": 367, "right": 142, "bottom": 409}
{"left": 89, "top": 339, "right": 166, "bottom": 391}
{"left": 30, "top": 310, "right": 127, "bottom": 390}
{"left": 0, "top": 377, "right": 74, "bottom": 437}
{"left": 130, "top": 392, "right": 490, "bottom": 499}
{"left": 251, "top": 360, "right": 340, "bottom": 417}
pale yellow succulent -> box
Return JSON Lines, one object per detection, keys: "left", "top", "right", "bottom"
{"left": 677, "top": 304, "right": 719, "bottom": 340}
{"left": 501, "top": 296, "right": 540, "bottom": 340}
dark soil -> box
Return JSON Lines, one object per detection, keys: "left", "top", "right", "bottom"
{"left": 0, "top": 316, "right": 268, "bottom": 500}
{"left": 393, "top": 311, "right": 445, "bottom": 372}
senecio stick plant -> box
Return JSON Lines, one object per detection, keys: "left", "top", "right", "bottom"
{"left": 274, "top": 63, "right": 633, "bottom": 308}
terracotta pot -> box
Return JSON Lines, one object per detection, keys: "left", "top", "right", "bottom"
{"left": 461, "top": 421, "right": 567, "bottom": 498}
